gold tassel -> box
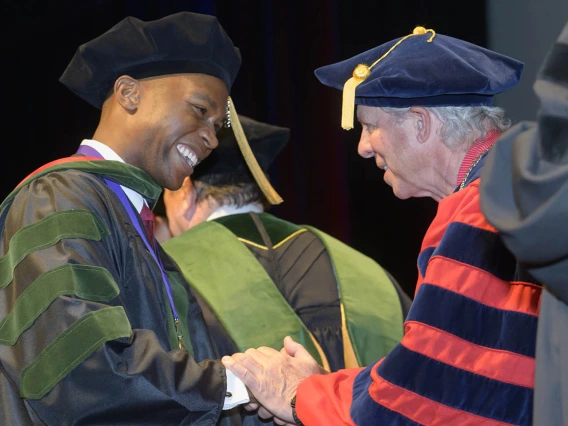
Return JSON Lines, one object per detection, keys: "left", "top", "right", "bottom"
{"left": 341, "top": 26, "right": 436, "bottom": 131}
{"left": 227, "top": 97, "right": 284, "bottom": 205}
{"left": 342, "top": 64, "right": 371, "bottom": 130}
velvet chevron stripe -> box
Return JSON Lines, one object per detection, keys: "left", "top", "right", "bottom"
{"left": 0, "top": 210, "right": 109, "bottom": 290}
{"left": 428, "top": 222, "right": 517, "bottom": 281}
{"left": 421, "top": 259, "right": 541, "bottom": 317}
{"left": 20, "top": 306, "right": 131, "bottom": 399}
{"left": 0, "top": 264, "right": 120, "bottom": 345}
{"left": 352, "top": 362, "right": 516, "bottom": 426}
{"left": 351, "top": 364, "right": 422, "bottom": 425}
{"left": 375, "top": 345, "right": 533, "bottom": 425}
{"left": 406, "top": 284, "right": 538, "bottom": 357}
{"left": 401, "top": 322, "right": 535, "bottom": 389}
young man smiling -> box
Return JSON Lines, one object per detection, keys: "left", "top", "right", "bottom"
{"left": 0, "top": 11, "right": 263, "bottom": 426}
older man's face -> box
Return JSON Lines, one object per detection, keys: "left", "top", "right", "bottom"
{"left": 356, "top": 105, "right": 435, "bottom": 200}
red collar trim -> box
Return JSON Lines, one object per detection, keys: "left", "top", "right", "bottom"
{"left": 456, "top": 130, "right": 501, "bottom": 186}
{"left": 17, "top": 156, "right": 103, "bottom": 188}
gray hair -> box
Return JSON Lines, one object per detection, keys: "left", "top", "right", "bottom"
{"left": 193, "top": 173, "right": 269, "bottom": 209}
{"left": 382, "top": 106, "right": 512, "bottom": 150}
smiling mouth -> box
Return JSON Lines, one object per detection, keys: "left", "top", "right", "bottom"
{"left": 177, "top": 144, "right": 199, "bottom": 169}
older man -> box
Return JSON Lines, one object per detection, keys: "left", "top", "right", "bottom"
{"left": 223, "top": 27, "right": 541, "bottom": 426}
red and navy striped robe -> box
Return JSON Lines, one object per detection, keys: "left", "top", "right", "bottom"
{"left": 294, "top": 158, "right": 540, "bottom": 425}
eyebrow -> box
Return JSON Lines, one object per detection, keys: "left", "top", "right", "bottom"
{"left": 191, "top": 92, "right": 219, "bottom": 110}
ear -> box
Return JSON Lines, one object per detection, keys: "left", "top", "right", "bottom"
{"left": 409, "top": 106, "right": 431, "bottom": 144}
{"left": 114, "top": 75, "right": 141, "bottom": 113}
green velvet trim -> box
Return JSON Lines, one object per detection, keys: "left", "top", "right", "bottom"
{"left": 161, "top": 221, "right": 323, "bottom": 364}
{"left": 305, "top": 226, "right": 404, "bottom": 366}
{"left": 0, "top": 210, "right": 109, "bottom": 290}
{"left": 164, "top": 271, "right": 194, "bottom": 355}
{"left": 0, "top": 264, "right": 120, "bottom": 345}
{"left": 1, "top": 160, "right": 162, "bottom": 212}
{"left": 20, "top": 306, "right": 131, "bottom": 399}
{"left": 214, "top": 213, "right": 303, "bottom": 247}
{"left": 213, "top": 214, "right": 263, "bottom": 245}
{"left": 257, "top": 213, "right": 304, "bottom": 246}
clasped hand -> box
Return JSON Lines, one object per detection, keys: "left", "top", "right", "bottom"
{"left": 222, "top": 336, "right": 328, "bottom": 425}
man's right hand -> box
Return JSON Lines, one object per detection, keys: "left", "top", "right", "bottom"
{"left": 223, "top": 336, "right": 327, "bottom": 423}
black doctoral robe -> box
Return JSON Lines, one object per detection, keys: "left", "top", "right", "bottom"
{"left": 0, "top": 159, "right": 259, "bottom": 426}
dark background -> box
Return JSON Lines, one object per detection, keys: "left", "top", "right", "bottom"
{"left": 3, "top": 0, "right": 560, "bottom": 299}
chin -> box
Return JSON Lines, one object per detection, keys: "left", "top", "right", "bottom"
{"left": 391, "top": 185, "right": 415, "bottom": 200}
{"left": 393, "top": 191, "right": 412, "bottom": 200}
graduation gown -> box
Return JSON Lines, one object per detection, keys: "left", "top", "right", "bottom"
{"left": 0, "top": 158, "right": 248, "bottom": 426}
{"left": 292, "top": 158, "right": 542, "bottom": 425}
{"left": 162, "top": 212, "right": 411, "bottom": 373}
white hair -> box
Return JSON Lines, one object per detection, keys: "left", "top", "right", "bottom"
{"left": 382, "top": 105, "right": 512, "bottom": 150}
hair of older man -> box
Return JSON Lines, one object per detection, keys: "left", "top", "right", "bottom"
{"left": 382, "top": 106, "right": 512, "bottom": 151}
{"left": 193, "top": 172, "right": 270, "bottom": 209}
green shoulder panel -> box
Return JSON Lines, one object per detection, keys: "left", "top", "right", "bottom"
{"left": 305, "top": 226, "right": 404, "bottom": 365}
{"left": 214, "top": 213, "right": 303, "bottom": 248}
{"left": 1, "top": 160, "right": 162, "bottom": 212}
{"left": 161, "top": 220, "right": 323, "bottom": 364}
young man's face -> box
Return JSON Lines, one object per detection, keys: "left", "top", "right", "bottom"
{"left": 134, "top": 73, "right": 229, "bottom": 190}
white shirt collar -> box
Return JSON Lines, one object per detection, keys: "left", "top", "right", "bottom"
{"left": 207, "top": 204, "right": 264, "bottom": 221}
{"left": 80, "top": 139, "right": 146, "bottom": 213}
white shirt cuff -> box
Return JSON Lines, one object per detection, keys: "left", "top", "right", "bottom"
{"left": 223, "top": 369, "right": 250, "bottom": 410}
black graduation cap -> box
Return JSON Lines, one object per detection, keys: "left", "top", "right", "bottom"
{"left": 193, "top": 115, "right": 290, "bottom": 180}
{"left": 59, "top": 11, "right": 241, "bottom": 109}
{"left": 152, "top": 115, "right": 289, "bottom": 216}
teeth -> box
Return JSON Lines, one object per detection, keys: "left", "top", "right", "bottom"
{"left": 383, "top": 165, "right": 388, "bottom": 171}
{"left": 177, "top": 144, "right": 198, "bottom": 168}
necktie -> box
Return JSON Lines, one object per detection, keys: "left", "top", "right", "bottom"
{"left": 140, "top": 203, "right": 155, "bottom": 249}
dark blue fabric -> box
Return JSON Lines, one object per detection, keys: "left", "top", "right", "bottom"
{"left": 431, "top": 221, "right": 517, "bottom": 281}
{"left": 351, "top": 365, "right": 422, "bottom": 426}
{"left": 377, "top": 344, "right": 533, "bottom": 425}
{"left": 417, "top": 246, "right": 435, "bottom": 278}
{"left": 315, "top": 31, "right": 523, "bottom": 107}
{"left": 407, "top": 283, "right": 537, "bottom": 357}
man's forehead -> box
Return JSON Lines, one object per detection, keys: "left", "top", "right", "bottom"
{"left": 150, "top": 74, "right": 228, "bottom": 105}
{"left": 356, "top": 105, "right": 380, "bottom": 121}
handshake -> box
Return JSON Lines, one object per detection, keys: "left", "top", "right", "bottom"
{"left": 222, "top": 336, "right": 329, "bottom": 425}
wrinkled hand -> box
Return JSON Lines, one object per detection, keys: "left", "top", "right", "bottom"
{"left": 223, "top": 336, "right": 327, "bottom": 423}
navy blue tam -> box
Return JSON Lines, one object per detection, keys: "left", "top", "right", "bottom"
{"left": 60, "top": 12, "right": 241, "bottom": 109}
{"left": 192, "top": 115, "right": 290, "bottom": 179}
{"left": 315, "top": 26, "right": 523, "bottom": 127}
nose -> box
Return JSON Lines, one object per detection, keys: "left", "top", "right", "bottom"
{"left": 357, "top": 132, "right": 374, "bottom": 158}
{"left": 199, "top": 126, "right": 219, "bottom": 150}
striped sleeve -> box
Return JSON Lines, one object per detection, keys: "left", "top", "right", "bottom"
{"left": 295, "top": 179, "right": 540, "bottom": 426}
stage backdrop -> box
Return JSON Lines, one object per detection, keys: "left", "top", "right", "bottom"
{"left": 2, "top": 0, "right": 496, "bottom": 298}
